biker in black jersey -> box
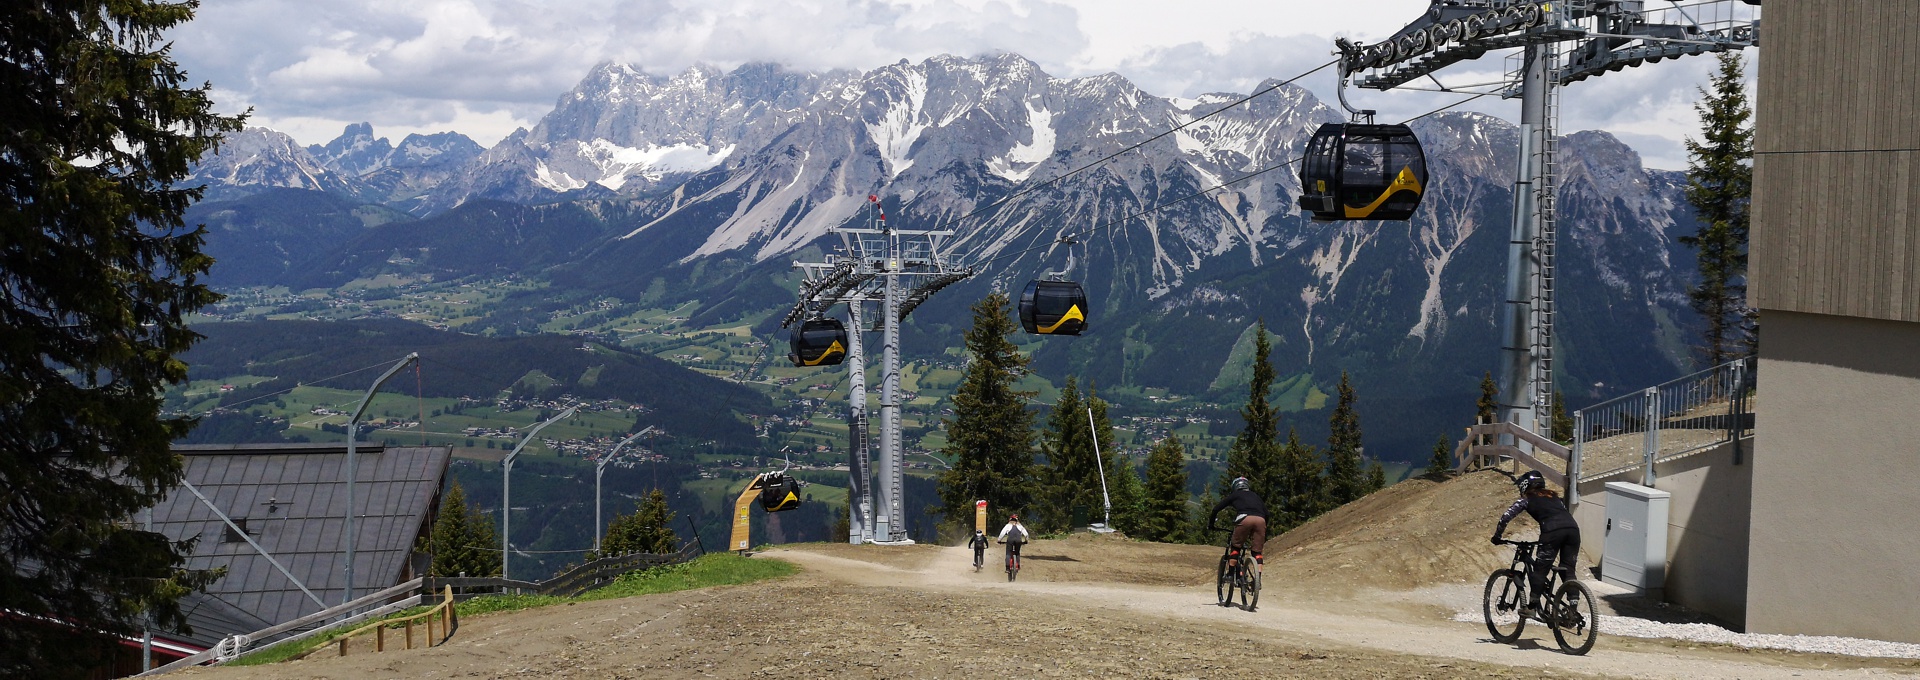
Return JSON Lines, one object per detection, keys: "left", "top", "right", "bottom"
{"left": 1492, "top": 470, "right": 1582, "bottom": 616}
{"left": 1206, "top": 477, "right": 1270, "bottom": 564}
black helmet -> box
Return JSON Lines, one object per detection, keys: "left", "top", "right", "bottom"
{"left": 1231, "top": 477, "right": 1251, "bottom": 491}
{"left": 1515, "top": 470, "right": 1546, "bottom": 494}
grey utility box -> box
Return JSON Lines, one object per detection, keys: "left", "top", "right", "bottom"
{"left": 1602, "top": 481, "right": 1670, "bottom": 593}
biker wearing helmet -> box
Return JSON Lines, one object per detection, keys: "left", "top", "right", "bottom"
{"left": 995, "top": 514, "right": 1029, "bottom": 561}
{"left": 1493, "top": 470, "right": 1582, "bottom": 616}
{"left": 1206, "top": 477, "right": 1270, "bottom": 564}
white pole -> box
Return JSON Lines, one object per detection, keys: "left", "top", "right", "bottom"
{"left": 501, "top": 406, "right": 577, "bottom": 581}
{"left": 1087, "top": 408, "right": 1113, "bottom": 531}
{"left": 343, "top": 352, "right": 418, "bottom": 604}
{"left": 597, "top": 427, "right": 653, "bottom": 553}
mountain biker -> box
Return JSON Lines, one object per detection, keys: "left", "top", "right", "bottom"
{"left": 1206, "top": 477, "right": 1269, "bottom": 565}
{"left": 967, "top": 529, "right": 990, "bottom": 568}
{"left": 1492, "top": 470, "right": 1582, "bottom": 617}
{"left": 996, "top": 514, "right": 1029, "bottom": 562}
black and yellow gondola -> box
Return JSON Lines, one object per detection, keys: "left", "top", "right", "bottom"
{"left": 1297, "top": 122, "right": 1428, "bottom": 221}
{"left": 729, "top": 471, "right": 803, "bottom": 552}
{"left": 787, "top": 317, "right": 848, "bottom": 367}
{"left": 1019, "top": 279, "right": 1088, "bottom": 336}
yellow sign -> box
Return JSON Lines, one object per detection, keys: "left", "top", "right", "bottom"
{"left": 974, "top": 500, "right": 988, "bottom": 534}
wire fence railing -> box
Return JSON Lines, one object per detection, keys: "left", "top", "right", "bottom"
{"left": 1570, "top": 355, "right": 1755, "bottom": 486}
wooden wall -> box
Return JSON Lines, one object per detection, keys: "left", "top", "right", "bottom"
{"left": 1750, "top": 1, "right": 1920, "bottom": 323}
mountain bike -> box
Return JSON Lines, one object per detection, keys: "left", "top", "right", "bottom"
{"left": 973, "top": 546, "right": 984, "bottom": 572}
{"left": 1484, "top": 539, "right": 1598, "bottom": 655}
{"left": 1214, "top": 530, "right": 1260, "bottom": 611}
{"left": 1004, "top": 543, "right": 1022, "bottom": 581}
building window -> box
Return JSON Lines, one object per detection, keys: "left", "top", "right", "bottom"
{"left": 222, "top": 518, "right": 252, "bottom": 544}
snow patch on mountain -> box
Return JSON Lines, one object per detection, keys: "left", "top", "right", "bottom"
{"left": 987, "top": 102, "right": 1055, "bottom": 182}
{"left": 868, "top": 70, "right": 930, "bottom": 177}
{"left": 577, "top": 140, "right": 736, "bottom": 190}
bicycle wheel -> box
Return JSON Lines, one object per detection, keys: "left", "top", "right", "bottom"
{"left": 1239, "top": 562, "right": 1261, "bottom": 612}
{"left": 1551, "top": 580, "right": 1599, "bottom": 655}
{"left": 1216, "top": 554, "right": 1234, "bottom": 605}
{"left": 1482, "top": 569, "right": 1527, "bottom": 642}
{"left": 1007, "top": 554, "right": 1019, "bottom": 582}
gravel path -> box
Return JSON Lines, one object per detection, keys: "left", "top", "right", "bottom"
{"left": 1448, "top": 610, "right": 1920, "bottom": 659}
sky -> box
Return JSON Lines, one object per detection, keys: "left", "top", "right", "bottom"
{"left": 167, "top": 0, "right": 1752, "bottom": 170}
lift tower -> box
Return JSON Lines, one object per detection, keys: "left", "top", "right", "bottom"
{"left": 1336, "top": 0, "right": 1759, "bottom": 437}
{"left": 783, "top": 197, "right": 970, "bottom": 544}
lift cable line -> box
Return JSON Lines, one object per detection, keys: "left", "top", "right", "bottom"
{"left": 918, "top": 58, "right": 1341, "bottom": 246}
{"left": 184, "top": 358, "right": 406, "bottom": 415}
{"left": 966, "top": 90, "right": 1494, "bottom": 271}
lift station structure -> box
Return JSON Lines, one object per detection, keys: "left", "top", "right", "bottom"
{"left": 783, "top": 197, "right": 970, "bottom": 544}
{"left": 1336, "top": 0, "right": 1759, "bottom": 438}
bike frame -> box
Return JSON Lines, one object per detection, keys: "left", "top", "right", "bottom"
{"left": 1500, "top": 541, "right": 1563, "bottom": 617}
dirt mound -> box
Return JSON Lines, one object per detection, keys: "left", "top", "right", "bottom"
{"left": 1264, "top": 469, "right": 1538, "bottom": 593}
{"left": 787, "top": 533, "right": 1219, "bottom": 587}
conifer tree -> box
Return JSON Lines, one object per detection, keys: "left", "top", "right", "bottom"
{"left": 1322, "top": 371, "right": 1367, "bottom": 508}
{"left": 1366, "top": 460, "right": 1387, "bottom": 494}
{"left": 1107, "top": 454, "right": 1147, "bottom": 536}
{"left": 1189, "top": 489, "right": 1220, "bottom": 543}
{"left": 1272, "top": 427, "right": 1325, "bottom": 532}
{"left": 1427, "top": 433, "right": 1455, "bottom": 476}
{"left": 595, "top": 489, "right": 679, "bottom": 558}
{"left": 1551, "top": 389, "right": 1574, "bottom": 444}
{"left": 1681, "top": 51, "right": 1756, "bottom": 364}
{"left": 936, "top": 293, "right": 1036, "bottom": 527}
{"left": 1477, "top": 371, "right": 1500, "bottom": 424}
{"left": 427, "top": 481, "right": 502, "bottom": 578}
{"left": 1224, "top": 321, "right": 1283, "bottom": 498}
{"left": 1, "top": 2, "right": 245, "bottom": 673}
{"left": 1038, "top": 376, "right": 1088, "bottom": 532}
{"left": 1140, "top": 436, "right": 1191, "bottom": 542}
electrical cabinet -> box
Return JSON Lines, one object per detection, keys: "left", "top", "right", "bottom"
{"left": 1602, "top": 481, "right": 1670, "bottom": 592}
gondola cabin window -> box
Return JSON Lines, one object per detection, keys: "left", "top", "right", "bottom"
{"left": 788, "top": 318, "right": 848, "bottom": 367}
{"left": 1019, "top": 280, "right": 1088, "bottom": 336}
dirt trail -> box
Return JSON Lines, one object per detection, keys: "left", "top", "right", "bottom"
{"left": 181, "top": 471, "right": 1916, "bottom": 678}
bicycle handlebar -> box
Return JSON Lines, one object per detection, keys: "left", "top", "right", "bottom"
{"left": 1496, "top": 539, "right": 1538, "bottom": 547}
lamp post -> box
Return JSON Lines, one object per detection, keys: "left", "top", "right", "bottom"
{"left": 500, "top": 405, "right": 576, "bottom": 581}
{"left": 597, "top": 426, "right": 656, "bottom": 553}
{"left": 343, "top": 352, "right": 418, "bottom": 605}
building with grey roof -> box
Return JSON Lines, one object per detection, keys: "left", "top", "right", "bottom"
{"left": 148, "top": 443, "right": 450, "bottom": 650}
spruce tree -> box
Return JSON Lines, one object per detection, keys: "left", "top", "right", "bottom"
{"left": 1038, "top": 376, "right": 1088, "bottom": 532}
{"left": 1224, "top": 321, "right": 1283, "bottom": 498}
{"left": 1477, "top": 371, "right": 1500, "bottom": 424}
{"left": 427, "top": 481, "right": 502, "bottom": 578}
{"left": 1366, "top": 460, "right": 1387, "bottom": 494}
{"left": 1272, "top": 427, "right": 1325, "bottom": 532}
{"left": 1140, "top": 436, "right": 1191, "bottom": 542}
{"left": 936, "top": 293, "right": 1037, "bottom": 527}
{"left": 1190, "top": 489, "right": 1220, "bottom": 544}
{"left": 1322, "top": 371, "right": 1366, "bottom": 508}
{"left": 1551, "top": 389, "right": 1574, "bottom": 444}
{"left": 1426, "top": 433, "right": 1455, "bottom": 476}
{"left": 1107, "top": 454, "right": 1147, "bottom": 536}
{"left": 1680, "top": 51, "right": 1756, "bottom": 364}
{"left": 1, "top": 2, "right": 244, "bottom": 674}
{"left": 596, "top": 489, "right": 679, "bottom": 557}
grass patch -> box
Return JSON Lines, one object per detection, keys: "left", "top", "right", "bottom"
{"left": 228, "top": 554, "right": 794, "bottom": 666}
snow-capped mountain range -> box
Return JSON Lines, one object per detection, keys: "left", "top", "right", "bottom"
{"left": 187, "top": 53, "right": 1704, "bottom": 453}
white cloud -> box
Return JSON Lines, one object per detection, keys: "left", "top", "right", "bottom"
{"left": 168, "top": 0, "right": 1749, "bottom": 168}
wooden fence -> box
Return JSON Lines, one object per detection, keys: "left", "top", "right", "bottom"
{"left": 1453, "top": 418, "right": 1573, "bottom": 493}
{"left": 429, "top": 542, "right": 703, "bottom": 599}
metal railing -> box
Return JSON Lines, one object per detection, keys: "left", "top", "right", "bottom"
{"left": 1571, "top": 355, "right": 1755, "bottom": 487}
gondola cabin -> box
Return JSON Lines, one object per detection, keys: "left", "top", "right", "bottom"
{"left": 758, "top": 473, "right": 803, "bottom": 513}
{"left": 787, "top": 318, "right": 848, "bottom": 367}
{"left": 1297, "top": 123, "right": 1427, "bottom": 221}
{"left": 1019, "top": 280, "right": 1088, "bottom": 336}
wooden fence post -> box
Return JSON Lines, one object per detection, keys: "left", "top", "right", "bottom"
{"left": 338, "top": 638, "right": 348, "bottom": 657}
{"left": 406, "top": 619, "right": 414, "bottom": 649}
{"left": 376, "top": 624, "right": 384, "bottom": 652}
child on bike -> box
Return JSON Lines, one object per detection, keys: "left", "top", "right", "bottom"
{"left": 967, "top": 529, "right": 990, "bottom": 568}
{"left": 1492, "top": 470, "right": 1582, "bottom": 617}
{"left": 996, "top": 514, "right": 1029, "bottom": 562}
{"left": 1206, "top": 477, "right": 1269, "bottom": 564}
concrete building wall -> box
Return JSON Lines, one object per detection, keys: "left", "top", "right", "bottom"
{"left": 1744, "top": 312, "right": 1920, "bottom": 642}
{"left": 1744, "top": 0, "right": 1920, "bottom": 643}
{"left": 1574, "top": 439, "right": 1753, "bottom": 628}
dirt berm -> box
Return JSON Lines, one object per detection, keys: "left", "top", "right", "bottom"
{"left": 1264, "top": 468, "right": 1535, "bottom": 593}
